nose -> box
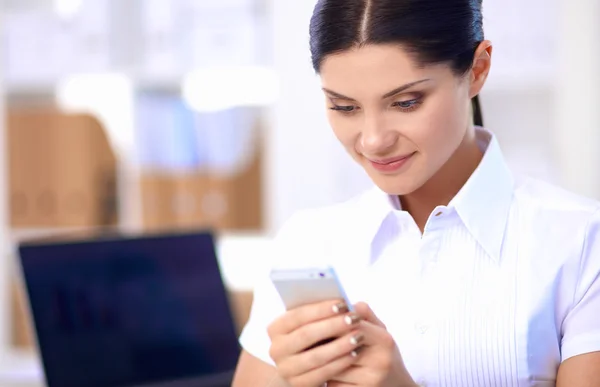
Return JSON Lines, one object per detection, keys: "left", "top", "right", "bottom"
{"left": 359, "top": 113, "right": 398, "bottom": 154}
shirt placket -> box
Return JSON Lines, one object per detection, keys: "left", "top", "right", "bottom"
{"left": 413, "top": 210, "right": 447, "bottom": 387}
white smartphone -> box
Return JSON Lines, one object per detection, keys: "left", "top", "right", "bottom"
{"left": 270, "top": 266, "right": 354, "bottom": 311}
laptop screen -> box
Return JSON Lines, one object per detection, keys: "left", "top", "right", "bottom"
{"left": 19, "top": 232, "right": 241, "bottom": 387}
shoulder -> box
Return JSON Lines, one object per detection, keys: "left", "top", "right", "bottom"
{"left": 512, "top": 176, "right": 600, "bottom": 259}
{"left": 278, "top": 188, "right": 377, "bottom": 236}
{"left": 271, "top": 188, "right": 377, "bottom": 267}
{"left": 513, "top": 176, "right": 600, "bottom": 221}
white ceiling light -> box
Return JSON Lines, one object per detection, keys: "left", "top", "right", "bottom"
{"left": 53, "top": 0, "right": 82, "bottom": 20}
{"left": 182, "top": 66, "right": 279, "bottom": 113}
{"left": 55, "top": 73, "right": 135, "bottom": 161}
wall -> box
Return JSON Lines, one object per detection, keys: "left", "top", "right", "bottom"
{"left": 267, "top": 0, "right": 350, "bottom": 233}
{"left": 0, "top": 4, "right": 12, "bottom": 357}
{"left": 482, "top": 88, "right": 559, "bottom": 184}
{"left": 554, "top": 0, "right": 600, "bottom": 198}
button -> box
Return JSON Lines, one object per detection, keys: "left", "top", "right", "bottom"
{"left": 415, "top": 322, "right": 429, "bottom": 334}
{"left": 435, "top": 211, "right": 443, "bottom": 217}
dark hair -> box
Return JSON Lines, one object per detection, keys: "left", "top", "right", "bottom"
{"left": 309, "top": 0, "right": 485, "bottom": 126}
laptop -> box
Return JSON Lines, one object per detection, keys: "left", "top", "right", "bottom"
{"left": 17, "top": 231, "right": 241, "bottom": 387}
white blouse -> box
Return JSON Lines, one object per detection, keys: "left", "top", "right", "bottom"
{"left": 240, "top": 129, "right": 600, "bottom": 387}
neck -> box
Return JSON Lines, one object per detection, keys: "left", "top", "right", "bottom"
{"left": 400, "top": 128, "right": 483, "bottom": 232}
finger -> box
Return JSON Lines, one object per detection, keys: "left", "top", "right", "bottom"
{"left": 281, "top": 335, "right": 360, "bottom": 387}
{"left": 288, "top": 312, "right": 362, "bottom": 354}
{"left": 353, "top": 302, "right": 386, "bottom": 329}
{"left": 339, "top": 320, "right": 397, "bottom": 369}
{"left": 278, "top": 328, "right": 364, "bottom": 376}
{"left": 270, "top": 312, "right": 361, "bottom": 361}
{"left": 355, "top": 319, "right": 391, "bottom": 346}
{"left": 334, "top": 344, "right": 413, "bottom": 387}
{"left": 269, "top": 299, "right": 349, "bottom": 336}
{"left": 329, "top": 364, "right": 378, "bottom": 385}
{"left": 325, "top": 382, "right": 354, "bottom": 387}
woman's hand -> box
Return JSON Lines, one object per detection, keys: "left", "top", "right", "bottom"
{"left": 267, "top": 299, "right": 364, "bottom": 387}
{"left": 328, "top": 302, "right": 417, "bottom": 387}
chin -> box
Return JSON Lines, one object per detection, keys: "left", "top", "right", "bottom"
{"left": 370, "top": 176, "right": 421, "bottom": 197}
{"left": 358, "top": 154, "right": 427, "bottom": 196}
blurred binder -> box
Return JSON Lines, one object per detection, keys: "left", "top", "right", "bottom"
{"left": 139, "top": 142, "right": 263, "bottom": 232}
{"left": 136, "top": 99, "right": 263, "bottom": 232}
{"left": 7, "top": 108, "right": 118, "bottom": 228}
{"left": 135, "top": 92, "right": 200, "bottom": 171}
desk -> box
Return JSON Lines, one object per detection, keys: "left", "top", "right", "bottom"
{"left": 0, "top": 350, "right": 44, "bottom": 387}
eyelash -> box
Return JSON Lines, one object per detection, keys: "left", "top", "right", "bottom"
{"left": 329, "top": 98, "right": 423, "bottom": 115}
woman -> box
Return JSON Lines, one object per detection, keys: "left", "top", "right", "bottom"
{"left": 233, "top": 0, "right": 600, "bottom": 386}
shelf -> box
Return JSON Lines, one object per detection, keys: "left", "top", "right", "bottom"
{"left": 0, "top": 350, "right": 43, "bottom": 387}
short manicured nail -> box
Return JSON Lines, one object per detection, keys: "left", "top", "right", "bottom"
{"left": 332, "top": 302, "right": 348, "bottom": 314}
{"left": 350, "top": 348, "right": 361, "bottom": 358}
{"left": 344, "top": 314, "right": 361, "bottom": 326}
{"left": 350, "top": 333, "right": 364, "bottom": 346}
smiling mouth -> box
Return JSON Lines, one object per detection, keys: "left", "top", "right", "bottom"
{"left": 368, "top": 153, "right": 415, "bottom": 165}
{"left": 367, "top": 152, "right": 416, "bottom": 173}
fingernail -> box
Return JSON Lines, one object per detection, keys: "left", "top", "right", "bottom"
{"left": 332, "top": 302, "right": 348, "bottom": 314}
{"left": 350, "top": 333, "right": 364, "bottom": 346}
{"left": 350, "top": 348, "right": 361, "bottom": 358}
{"left": 344, "top": 314, "right": 361, "bottom": 326}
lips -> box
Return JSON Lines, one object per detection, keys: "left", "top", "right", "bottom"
{"left": 367, "top": 152, "right": 415, "bottom": 173}
{"left": 368, "top": 153, "right": 414, "bottom": 165}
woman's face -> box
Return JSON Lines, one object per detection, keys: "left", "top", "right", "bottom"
{"left": 319, "top": 44, "right": 483, "bottom": 196}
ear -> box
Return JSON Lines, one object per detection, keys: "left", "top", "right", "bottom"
{"left": 469, "top": 40, "right": 493, "bottom": 99}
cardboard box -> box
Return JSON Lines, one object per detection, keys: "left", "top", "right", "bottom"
{"left": 139, "top": 174, "right": 177, "bottom": 230}
{"left": 7, "top": 109, "right": 118, "bottom": 228}
{"left": 11, "top": 279, "right": 35, "bottom": 349}
{"left": 227, "top": 290, "right": 255, "bottom": 334}
{"left": 140, "top": 144, "right": 263, "bottom": 232}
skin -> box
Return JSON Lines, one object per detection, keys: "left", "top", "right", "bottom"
{"left": 321, "top": 43, "right": 485, "bottom": 232}
{"left": 232, "top": 41, "right": 600, "bottom": 386}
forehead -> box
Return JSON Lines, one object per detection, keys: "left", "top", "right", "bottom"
{"left": 319, "top": 44, "right": 449, "bottom": 97}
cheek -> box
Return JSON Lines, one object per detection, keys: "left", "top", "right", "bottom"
{"left": 327, "top": 113, "right": 360, "bottom": 151}
{"left": 406, "top": 92, "right": 468, "bottom": 155}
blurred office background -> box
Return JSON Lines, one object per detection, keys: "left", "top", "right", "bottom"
{"left": 1, "top": 0, "right": 600, "bottom": 383}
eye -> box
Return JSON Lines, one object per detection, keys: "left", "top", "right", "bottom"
{"left": 392, "top": 98, "right": 422, "bottom": 112}
{"left": 330, "top": 105, "right": 358, "bottom": 113}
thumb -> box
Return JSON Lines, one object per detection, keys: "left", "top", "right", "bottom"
{"left": 354, "top": 302, "right": 386, "bottom": 329}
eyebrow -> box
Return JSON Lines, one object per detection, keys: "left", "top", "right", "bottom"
{"left": 322, "top": 78, "right": 431, "bottom": 101}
